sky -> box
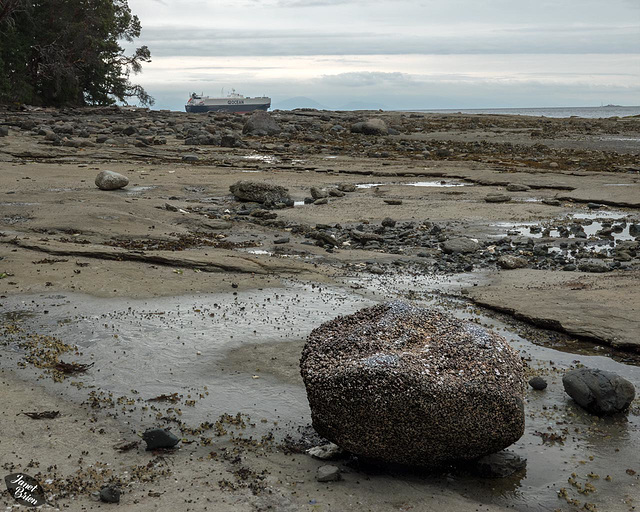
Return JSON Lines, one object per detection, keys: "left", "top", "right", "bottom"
{"left": 124, "top": 0, "right": 640, "bottom": 111}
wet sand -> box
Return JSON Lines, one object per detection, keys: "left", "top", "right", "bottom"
{"left": 1, "top": 107, "right": 639, "bottom": 511}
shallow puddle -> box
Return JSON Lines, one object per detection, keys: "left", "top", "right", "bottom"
{"left": 356, "top": 180, "right": 467, "bottom": 189}
{"left": 243, "top": 154, "right": 279, "bottom": 164}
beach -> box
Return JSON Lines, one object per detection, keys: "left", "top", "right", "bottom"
{"left": 0, "top": 107, "right": 639, "bottom": 511}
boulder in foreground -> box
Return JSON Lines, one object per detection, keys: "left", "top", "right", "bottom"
{"left": 229, "top": 180, "right": 292, "bottom": 207}
{"left": 95, "top": 170, "right": 128, "bottom": 190}
{"left": 563, "top": 368, "right": 635, "bottom": 415}
{"left": 300, "top": 301, "right": 525, "bottom": 467}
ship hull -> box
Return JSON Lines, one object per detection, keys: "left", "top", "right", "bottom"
{"left": 185, "top": 103, "right": 270, "bottom": 114}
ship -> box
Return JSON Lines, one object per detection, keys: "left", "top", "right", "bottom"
{"left": 185, "top": 89, "right": 271, "bottom": 113}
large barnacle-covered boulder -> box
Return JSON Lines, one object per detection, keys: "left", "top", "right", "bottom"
{"left": 300, "top": 301, "right": 525, "bottom": 467}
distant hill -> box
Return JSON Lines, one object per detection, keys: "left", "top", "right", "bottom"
{"left": 273, "top": 97, "right": 328, "bottom": 110}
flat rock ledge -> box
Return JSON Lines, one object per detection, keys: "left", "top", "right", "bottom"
{"left": 300, "top": 301, "right": 525, "bottom": 468}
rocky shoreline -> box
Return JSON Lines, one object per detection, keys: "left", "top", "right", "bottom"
{"left": 1, "top": 106, "right": 639, "bottom": 511}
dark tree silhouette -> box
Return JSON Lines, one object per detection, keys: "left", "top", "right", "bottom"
{"left": 0, "top": 0, "right": 153, "bottom": 106}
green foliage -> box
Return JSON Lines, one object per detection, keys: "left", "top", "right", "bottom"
{"left": 0, "top": 0, "right": 153, "bottom": 106}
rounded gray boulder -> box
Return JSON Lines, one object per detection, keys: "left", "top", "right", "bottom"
{"left": 350, "top": 118, "right": 388, "bottom": 136}
{"left": 563, "top": 368, "right": 635, "bottom": 415}
{"left": 300, "top": 302, "right": 526, "bottom": 468}
{"left": 242, "top": 111, "right": 281, "bottom": 136}
{"left": 95, "top": 170, "right": 129, "bottom": 190}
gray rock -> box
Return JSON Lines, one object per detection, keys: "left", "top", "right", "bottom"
{"left": 314, "top": 198, "right": 329, "bottom": 205}
{"left": 629, "top": 223, "right": 640, "bottom": 238}
{"left": 528, "top": 376, "right": 547, "bottom": 390}
{"left": 230, "top": 180, "right": 291, "bottom": 206}
{"left": 542, "top": 198, "right": 562, "bottom": 206}
{"left": 99, "top": 485, "right": 121, "bottom": 503}
{"left": 316, "top": 465, "right": 341, "bottom": 482}
{"left": 310, "top": 187, "right": 329, "bottom": 199}
{"left": 328, "top": 189, "right": 345, "bottom": 197}
{"left": 498, "top": 255, "right": 528, "bottom": 270}
{"left": 442, "top": 237, "right": 479, "bottom": 254}
{"left": 350, "top": 118, "right": 388, "bottom": 136}
{"left": 242, "top": 111, "right": 281, "bottom": 136}
{"left": 587, "top": 202, "right": 601, "bottom": 209}
{"left": 142, "top": 428, "right": 180, "bottom": 450}
{"left": 563, "top": 368, "right": 635, "bottom": 415}
{"left": 485, "top": 194, "right": 511, "bottom": 203}
{"left": 384, "top": 199, "right": 403, "bottom": 205}
{"left": 473, "top": 451, "right": 527, "bottom": 478}
{"left": 577, "top": 261, "right": 609, "bottom": 273}
{"left": 300, "top": 302, "right": 526, "bottom": 467}
{"left": 182, "top": 154, "right": 199, "bottom": 162}
{"left": 274, "top": 237, "right": 290, "bottom": 244}
{"left": 338, "top": 184, "right": 356, "bottom": 193}
{"left": 306, "top": 443, "right": 345, "bottom": 461}
{"left": 506, "top": 184, "right": 530, "bottom": 192}
{"left": 95, "top": 170, "right": 129, "bottom": 191}
{"left": 0, "top": 126, "right": 8, "bottom": 137}
{"left": 381, "top": 217, "right": 396, "bottom": 228}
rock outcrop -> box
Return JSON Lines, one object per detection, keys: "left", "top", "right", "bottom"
{"left": 229, "top": 180, "right": 292, "bottom": 207}
{"left": 300, "top": 302, "right": 525, "bottom": 467}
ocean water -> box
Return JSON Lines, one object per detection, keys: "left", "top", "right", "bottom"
{"left": 407, "top": 106, "right": 640, "bottom": 119}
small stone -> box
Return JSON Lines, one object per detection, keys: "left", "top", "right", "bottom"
{"left": 274, "top": 237, "right": 290, "bottom": 244}
{"left": 182, "top": 154, "right": 199, "bottom": 162}
{"left": 442, "top": 237, "right": 479, "bottom": 254}
{"left": 95, "top": 170, "right": 129, "bottom": 191}
{"left": 497, "top": 255, "right": 527, "bottom": 270}
{"left": 381, "top": 217, "right": 396, "bottom": 228}
{"left": 384, "top": 199, "right": 403, "bottom": 205}
{"left": 310, "top": 187, "right": 329, "bottom": 199}
{"left": 338, "top": 184, "right": 356, "bottom": 193}
{"left": 578, "top": 261, "right": 609, "bottom": 273}
{"left": 542, "top": 198, "right": 561, "bottom": 206}
{"left": 529, "top": 376, "right": 547, "bottom": 390}
{"left": 506, "top": 184, "right": 530, "bottom": 192}
{"left": 587, "top": 202, "right": 601, "bottom": 209}
{"left": 306, "top": 443, "right": 345, "bottom": 460}
{"left": 99, "top": 485, "right": 121, "bottom": 503}
{"left": 0, "top": 126, "right": 9, "bottom": 137}
{"left": 484, "top": 194, "right": 511, "bottom": 203}
{"left": 314, "top": 198, "right": 328, "bottom": 205}
{"left": 316, "top": 465, "right": 341, "bottom": 482}
{"left": 142, "top": 428, "right": 180, "bottom": 450}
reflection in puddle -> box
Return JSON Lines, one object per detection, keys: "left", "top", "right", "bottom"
{"left": 243, "top": 154, "right": 279, "bottom": 164}
{"left": 126, "top": 186, "right": 156, "bottom": 194}
{"left": 357, "top": 180, "right": 468, "bottom": 189}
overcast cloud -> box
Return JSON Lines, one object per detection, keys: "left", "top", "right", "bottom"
{"left": 125, "top": 0, "right": 640, "bottom": 110}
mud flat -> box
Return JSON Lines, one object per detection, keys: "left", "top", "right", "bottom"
{"left": 1, "top": 107, "right": 639, "bottom": 511}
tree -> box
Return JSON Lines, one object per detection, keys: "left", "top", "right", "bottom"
{"left": 0, "top": 0, "right": 153, "bottom": 107}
